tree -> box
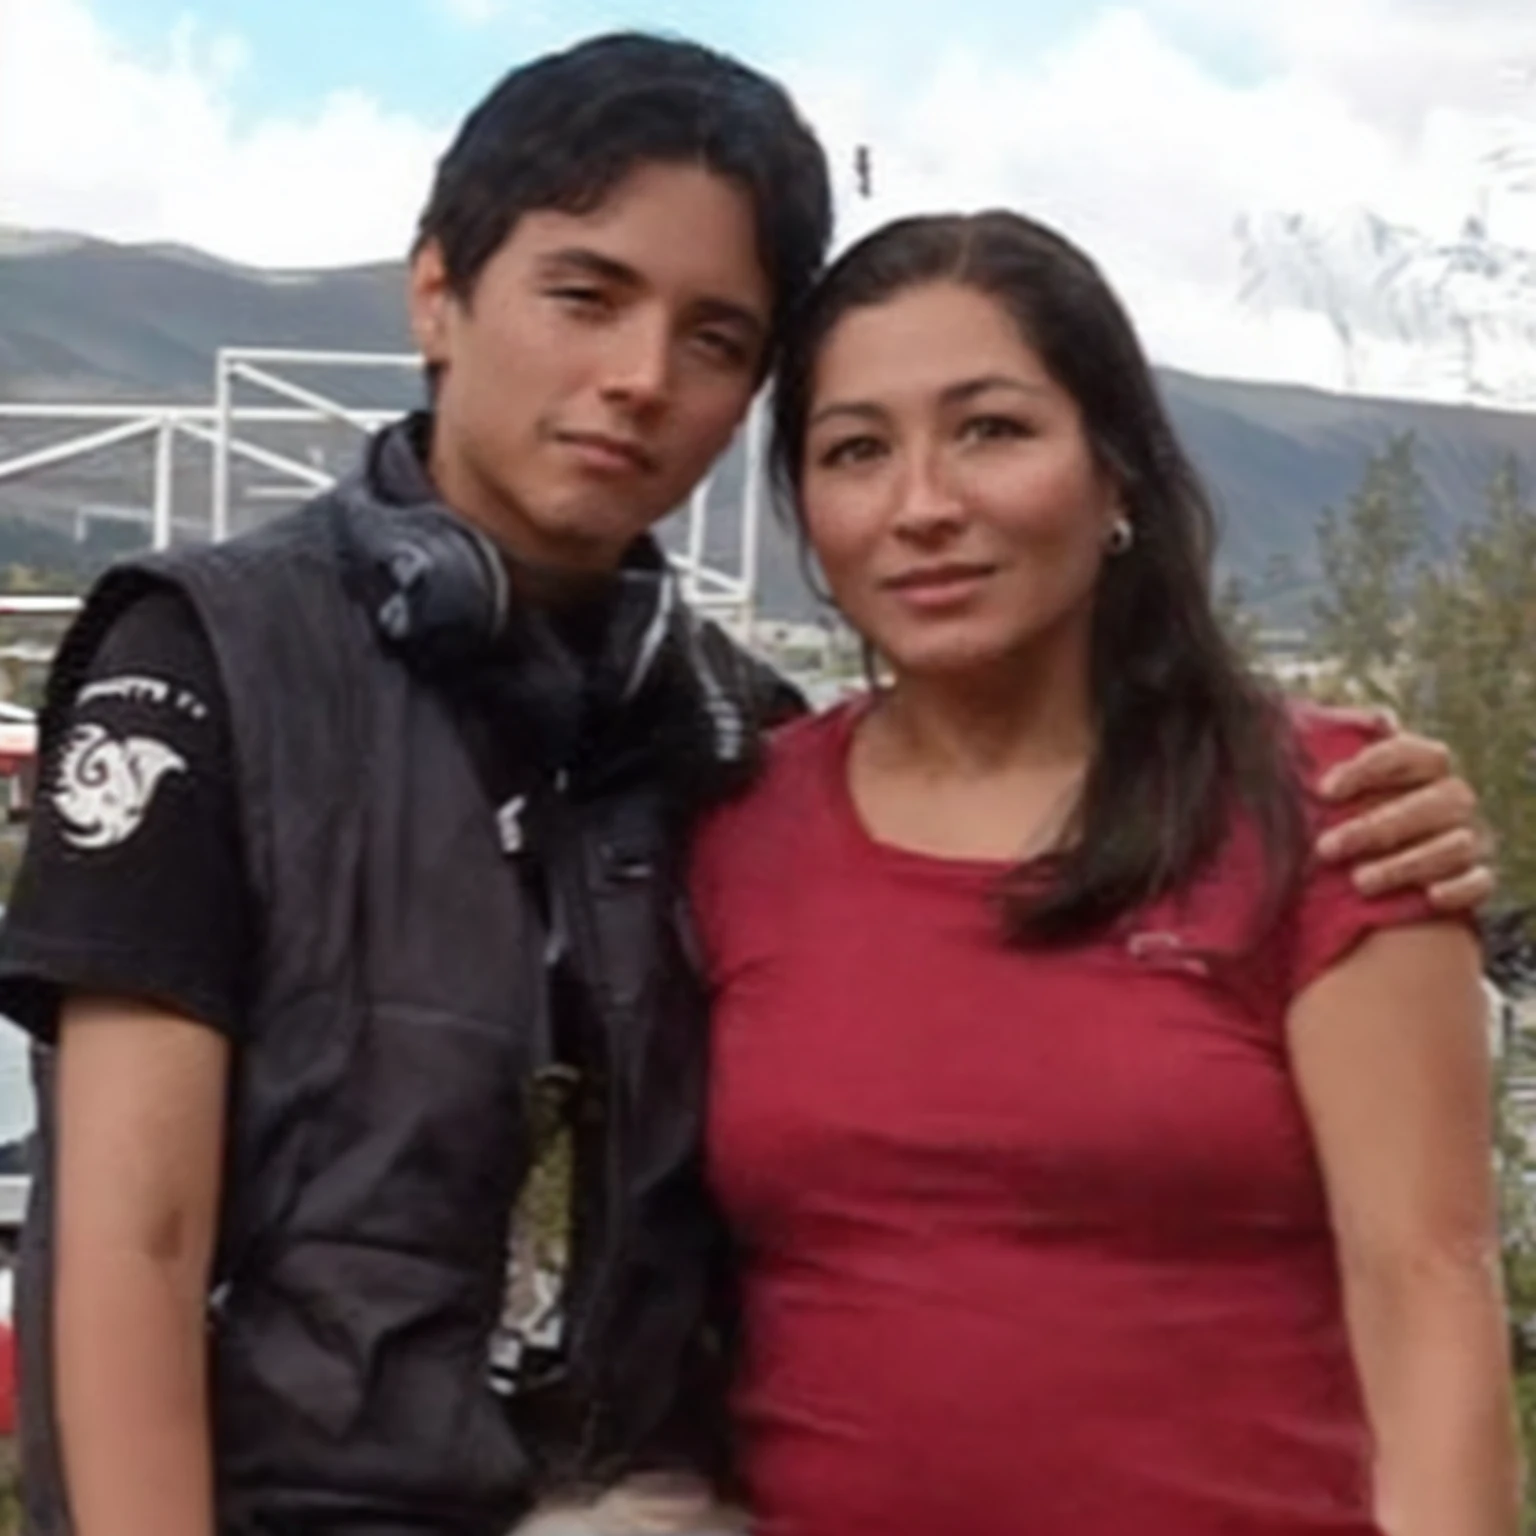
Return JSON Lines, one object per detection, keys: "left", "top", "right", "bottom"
{"left": 1215, "top": 571, "right": 1260, "bottom": 662}
{"left": 1311, "top": 433, "right": 1427, "bottom": 710}
{"left": 1313, "top": 446, "right": 1536, "bottom": 898}
{"left": 1261, "top": 549, "right": 1301, "bottom": 599}
{"left": 1405, "top": 457, "right": 1536, "bottom": 909}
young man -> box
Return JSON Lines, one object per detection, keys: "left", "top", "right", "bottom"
{"left": 0, "top": 30, "right": 1491, "bottom": 1536}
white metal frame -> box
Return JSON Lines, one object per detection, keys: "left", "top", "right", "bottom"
{"left": 678, "top": 400, "right": 766, "bottom": 632}
{"left": 0, "top": 596, "right": 82, "bottom": 617}
{"left": 0, "top": 1176, "right": 26, "bottom": 1232}
{"left": 0, "top": 347, "right": 767, "bottom": 633}
{"left": 208, "top": 348, "right": 416, "bottom": 541}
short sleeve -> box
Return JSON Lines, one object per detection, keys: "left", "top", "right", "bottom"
{"left": 0, "top": 588, "right": 253, "bottom": 1043}
{"left": 1286, "top": 706, "right": 1450, "bottom": 997}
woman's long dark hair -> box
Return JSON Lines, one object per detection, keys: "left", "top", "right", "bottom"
{"left": 771, "top": 211, "right": 1307, "bottom": 946}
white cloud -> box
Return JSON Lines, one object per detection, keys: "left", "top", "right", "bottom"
{"left": 436, "top": 0, "right": 505, "bottom": 23}
{"left": 1152, "top": 0, "right": 1536, "bottom": 128}
{"left": 3, "top": 0, "right": 1535, "bottom": 397}
{"left": 1142, "top": 0, "right": 1536, "bottom": 235}
{"left": 434, "top": 0, "right": 555, "bottom": 30}
{"left": 785, "top": 5, "right": 1536, "bottom": 391}
{"left": 0, "top": 0, "right": 446, "bottom": 268}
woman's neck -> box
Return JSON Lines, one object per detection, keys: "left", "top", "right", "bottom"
{"left": 848, "top": 630, "right": 1095, "bottom": 864}
{"left": 869, "top": 636, "right": 1094, "bottom": 782}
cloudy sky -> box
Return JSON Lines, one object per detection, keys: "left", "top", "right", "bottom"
{"left": 2, "top": 0, "right": 1535, "bottom": 389}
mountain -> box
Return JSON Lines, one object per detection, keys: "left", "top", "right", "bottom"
{"left": 1238, "top": 207, "right": 1536, "bottom": 410}
{"left": 3, "top": 230, "right": 1536, "bottom": 624}
{"left": 0, "top": 230, "right": 411, "bottom": 401}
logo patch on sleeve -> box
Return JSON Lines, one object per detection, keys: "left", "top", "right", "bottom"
{"left": 51, "top": 722, "right": 189, "bottom": 850}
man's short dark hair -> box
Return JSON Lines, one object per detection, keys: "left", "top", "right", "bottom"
{"left": 414, "top": 32, "right": 834, "bottom": 369}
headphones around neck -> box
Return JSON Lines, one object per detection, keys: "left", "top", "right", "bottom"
{"left": 331, "top": 479, "right": 758, "bottom": 780}
{"left": 337, "top": 491, "right": 512, "bottom": 670}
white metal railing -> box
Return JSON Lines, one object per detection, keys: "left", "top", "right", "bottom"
{"left": 0, "top": 597, "right": 82, "bottom": 616}
{"left": 208, "top": 348, "right": 419, "bottom": 541}
{"left": 0, "top": 1175, "right": 25, "bottom": 1232}
{"left": 0, "top": 347, "right": 766, "bottom": 633}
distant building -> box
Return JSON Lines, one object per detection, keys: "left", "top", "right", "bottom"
{"left": 0, "top": 703, "right": 36, "bottom": 821}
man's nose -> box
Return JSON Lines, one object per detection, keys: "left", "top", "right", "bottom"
{"left": 598, "top": 312, "right": 672, "bottom": 414}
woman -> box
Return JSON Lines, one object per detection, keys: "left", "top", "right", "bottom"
{"left": 689, "top": 212, "right": 1520, "bottom": 1535}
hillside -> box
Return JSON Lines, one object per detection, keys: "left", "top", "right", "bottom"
{"left": 4, "top": 231, "right": 1534, "bottom": 622}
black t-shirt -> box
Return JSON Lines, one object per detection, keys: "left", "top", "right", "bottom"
{"left": 0, "top": 588, "right": 252, "bottom": 1041}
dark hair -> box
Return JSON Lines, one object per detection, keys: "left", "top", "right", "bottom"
{"left": 772, "top": 210, "right": 1306, "bottom": 946}
{"left": 414, "top": 32, "right": 832, "bottom": 375}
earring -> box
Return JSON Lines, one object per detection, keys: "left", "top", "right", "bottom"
{"left": 1106, "top": 517, "right": 1135, "bottom": 556}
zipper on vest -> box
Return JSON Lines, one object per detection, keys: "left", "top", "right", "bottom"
{"left": 534, "top": 785, "right": 634, "bottom": 1477}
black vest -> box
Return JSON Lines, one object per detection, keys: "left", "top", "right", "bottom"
{"left": 18, "top": 483, "right": 786, "bottom": 1534}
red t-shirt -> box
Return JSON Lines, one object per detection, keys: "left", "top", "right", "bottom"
{"left": 690, "top": 702, "right": 1441, "bottom": 1536}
